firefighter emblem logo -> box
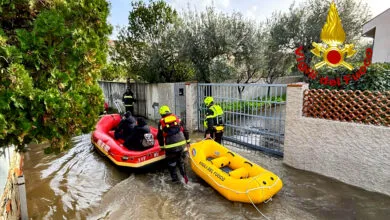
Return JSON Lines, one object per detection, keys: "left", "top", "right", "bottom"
{"left": 295, "top": 1, "right": 373, "bottom": 87}
{"left": 311, "top": 2, "right": 356, "bottom": 70}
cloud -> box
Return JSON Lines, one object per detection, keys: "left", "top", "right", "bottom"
{"left": 368, "top": 0, "right": 390, "bottom": 17}
{"left": 218, "top": 0, "right": 230, "bottom": 8}
{"left": 245, "top": 5, "right": 259, "bottom": 21}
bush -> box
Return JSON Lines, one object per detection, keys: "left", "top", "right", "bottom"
{"left": 220, "top": 95, "right": 286, "bottom": 113}
{"left": 309, "top": 63, "right": 390, "bottom": 91}
{"left": 0, "top": 0, "right": 111, "bottom": 152}
{"left": 100, "top": 63, "right": 127, "bottom": 81}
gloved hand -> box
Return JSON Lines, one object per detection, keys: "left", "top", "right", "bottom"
{"left": 182, "top": 148, "right": 189, "bottom": 159}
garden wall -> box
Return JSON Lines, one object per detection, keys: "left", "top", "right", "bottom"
{"left": 0, "top": 151, "right": 28, "bottom": 219}
{"left": 283, "top": 83, "right": 390, "bottom": 196}
{"left": 144, "top": 83, "right": 176, "bottom": 120}
{"left": 99, "top": 76, "right": 302, "bottom": 131}
{"left": 98, "top": 82, "right": 199, "bottom": 130}
{"left": 98, "top": 81, "right": 126, "bottom": 109}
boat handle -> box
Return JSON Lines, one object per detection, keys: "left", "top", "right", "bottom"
{"left": 227, "top": 151, "right": 235, "bottom": 157}
{"left": 244, "top": 161, "right": 253, "bottom": 167}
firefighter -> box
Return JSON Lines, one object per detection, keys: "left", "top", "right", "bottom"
{"left": 122, "top": 87, "right": 136, "bottom": 115}
{"left": 157, "top": 105, "right": 190, "bottom": 183}
{"left": 204, "top": 96, "right": 224, "bottom": 144}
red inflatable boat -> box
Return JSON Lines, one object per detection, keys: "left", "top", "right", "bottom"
{"left": 91, "top": 114, "right": 166, "bottom": 167}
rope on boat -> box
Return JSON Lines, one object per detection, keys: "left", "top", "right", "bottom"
{"left": 247, "top": 191, "right": 270, "bottom": 220}
{"left": 264, "top": 197, "right": 272, "bottom": 204}
{"left": 188, "top": 149, "right": 279, "bottom": 219}
{"left": 246, "top": 175, "right": 271, "bottom": 220}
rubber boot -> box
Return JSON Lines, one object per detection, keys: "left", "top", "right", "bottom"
{"left": 178, "top": 162, "right": 188, "bottom": 184}
{"left": 168, "top": 162, "right": 178, "bottom": 182}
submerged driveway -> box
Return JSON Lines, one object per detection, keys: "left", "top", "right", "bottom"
{"left": 23, "top": 134, "right": 390, "bottom": 220}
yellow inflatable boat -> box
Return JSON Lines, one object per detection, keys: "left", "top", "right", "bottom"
{"left": 189, "top": 140, "right": 283, "bottom": 204}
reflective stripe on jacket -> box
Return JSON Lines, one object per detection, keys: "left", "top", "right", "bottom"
{"left": 163, "top": 139, "right": 186, "bottom": 149}
{"left": 204, "top": 104, "right": 224, "bottom": 128}
{"left": 158, "top": 114, "right": 186, "bottom": 149}
{"left": 123, "top": 91, "right": 135, "bottom": 106}
{"left": 123, "top": 95, "right": 133, "bottom": 106}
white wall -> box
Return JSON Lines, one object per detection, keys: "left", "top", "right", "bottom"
{"left": 363, "top": 8, "right": 390, "bottom": 63}
{"left": 283, "top": 84, "right": 390, "bottom": 196}
{"left": 143, "top": 82, "right": 198, "bottom": 130}
{"left": 185, "top": 82, "right": 198, "bottom": 131}
{"left": 99, "top": 82, "right": 176, "bottom": 120}
{"left": 0, "top": 147, "right": 13, "bottom": 196}
{"left": 98, "top": 81, "right": 126, "bottom": 108}
{"left": 144, "top": 83, "right": 176, "bottom": 120}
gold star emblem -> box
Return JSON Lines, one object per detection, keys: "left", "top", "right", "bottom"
{"left": 311, "top": 2, "right": 356, "bottom": 70}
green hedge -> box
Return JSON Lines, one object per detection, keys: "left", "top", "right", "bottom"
{"left": 309, "top": 63, "right": 390, "bottom": 91}
{"left": 220, "top": 95, "right": 286, "bottom": 113}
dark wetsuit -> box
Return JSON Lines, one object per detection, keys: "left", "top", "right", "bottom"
{"left": 124, "top": 119, "right": 150, "bottom": 151}
{"left": 114, "top": 116, "right": 136, "bottom": 140}
{"left": 122, "top": 90, "right": 136, "bottom": 115}
{"left": 157, "top": 113, "right": 190, "bottom": 182}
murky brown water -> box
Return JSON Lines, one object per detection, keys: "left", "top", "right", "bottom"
{"left": 24, "top": 132, "right": 390, "bottom": 220}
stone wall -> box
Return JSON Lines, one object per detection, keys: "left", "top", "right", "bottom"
{"left": 283, "top": 83, "right": 390, "bottom": 196}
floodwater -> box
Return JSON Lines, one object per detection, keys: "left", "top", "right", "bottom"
{"left": 23, "top": 133, "right": 390, "bottom": 220}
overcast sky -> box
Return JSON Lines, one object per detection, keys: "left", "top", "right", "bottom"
{"left": 108, "top": 0, "right": 390, "bottom": 39}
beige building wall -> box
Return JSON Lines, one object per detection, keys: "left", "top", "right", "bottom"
{"left": 185, "top": 82, "right": 199, "bottom": 131}
{"left": 144, "top": 83, "right": 199, "bottom": 131}
{"left": 363, "top": 8, "right": 390, "bottom": 63}
{"left": 144, "top": 83, "right": 176, "bottom": 120}
{"left": 284, "top": 83, "right": 390, "bottom": 196}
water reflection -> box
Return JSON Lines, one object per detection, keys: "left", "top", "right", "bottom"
{"left": 24, "top": 135, "right": 129, "bottom": 219}
{"left": 23, "top": 134, "right": 390, "bottom": 220}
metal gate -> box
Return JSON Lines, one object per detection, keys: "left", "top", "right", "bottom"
{"left": 98, "top": 81, "right": 126, "bottom": 109}
{"left": 197, "top": 83, "right": 287, "bottom": 156}
{"left": 128, "top": 83, "right": 147, "bottom": 117}
{"left": 174, "top": 83, "right": 186, "bottom": 124}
